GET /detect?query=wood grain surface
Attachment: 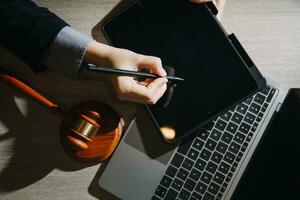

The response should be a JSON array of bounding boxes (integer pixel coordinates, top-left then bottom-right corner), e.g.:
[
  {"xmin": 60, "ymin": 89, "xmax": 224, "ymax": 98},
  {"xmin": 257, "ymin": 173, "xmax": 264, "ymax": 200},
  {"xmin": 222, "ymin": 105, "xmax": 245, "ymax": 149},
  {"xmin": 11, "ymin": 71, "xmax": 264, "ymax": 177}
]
[{"xmin": 0, "ymin": 0, "xmax": 299, "ymax": 199}]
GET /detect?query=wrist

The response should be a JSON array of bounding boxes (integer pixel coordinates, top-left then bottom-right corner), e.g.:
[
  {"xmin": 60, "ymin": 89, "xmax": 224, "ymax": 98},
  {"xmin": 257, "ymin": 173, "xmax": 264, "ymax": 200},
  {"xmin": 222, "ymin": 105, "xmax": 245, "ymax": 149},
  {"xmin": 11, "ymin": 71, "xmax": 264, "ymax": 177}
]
[{"xmin": 84, "ymin": 41, "xmax": 116, "ymax": 67}]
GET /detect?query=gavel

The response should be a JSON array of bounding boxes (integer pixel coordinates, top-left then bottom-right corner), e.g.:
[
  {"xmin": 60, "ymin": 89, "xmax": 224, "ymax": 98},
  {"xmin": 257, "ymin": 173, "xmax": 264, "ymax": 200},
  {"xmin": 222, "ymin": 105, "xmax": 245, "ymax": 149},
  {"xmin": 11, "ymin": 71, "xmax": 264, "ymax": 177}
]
[{"xmin": 0, "ymin": 73, "xmax": 123, "ymax": 163}]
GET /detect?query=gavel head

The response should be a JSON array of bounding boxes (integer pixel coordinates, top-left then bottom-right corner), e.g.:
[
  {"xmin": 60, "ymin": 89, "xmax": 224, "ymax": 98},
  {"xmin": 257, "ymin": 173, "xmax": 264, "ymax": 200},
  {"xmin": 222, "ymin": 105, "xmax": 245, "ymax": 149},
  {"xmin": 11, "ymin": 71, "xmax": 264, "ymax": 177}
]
[{"xmin": 67, "ymin": 111, "xmax": 101, "ymax": 150}]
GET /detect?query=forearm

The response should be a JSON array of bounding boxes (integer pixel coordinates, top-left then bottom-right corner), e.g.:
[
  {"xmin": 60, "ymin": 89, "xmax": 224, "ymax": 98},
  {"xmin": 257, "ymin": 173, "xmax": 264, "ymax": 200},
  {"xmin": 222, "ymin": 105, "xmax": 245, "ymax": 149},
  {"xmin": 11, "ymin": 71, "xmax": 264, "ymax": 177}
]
[{"xmin": 84, "ymin": 41, "xmax": 118, "ymax": 67}]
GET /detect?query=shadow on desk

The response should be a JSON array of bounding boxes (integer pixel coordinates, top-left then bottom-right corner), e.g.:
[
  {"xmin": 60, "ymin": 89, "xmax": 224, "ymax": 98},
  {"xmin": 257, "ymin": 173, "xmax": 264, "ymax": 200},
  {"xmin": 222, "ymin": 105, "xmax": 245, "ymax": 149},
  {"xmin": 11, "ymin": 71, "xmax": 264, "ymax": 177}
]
[
  {"xmin": 0, "ymin": 82, "xmax": 91, "ymax": 192},
  {"xmin": 0, "ymin": 48, "xmax": 138, "ymax": 196}
]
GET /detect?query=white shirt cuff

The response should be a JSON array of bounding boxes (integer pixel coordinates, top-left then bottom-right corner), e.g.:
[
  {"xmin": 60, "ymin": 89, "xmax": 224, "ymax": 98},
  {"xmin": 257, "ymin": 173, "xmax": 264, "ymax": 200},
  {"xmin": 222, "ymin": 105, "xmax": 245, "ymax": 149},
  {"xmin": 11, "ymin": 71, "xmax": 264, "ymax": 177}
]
[{"xmin": 42, "ymin": 26, "xmax": 93, "ymax": 79}]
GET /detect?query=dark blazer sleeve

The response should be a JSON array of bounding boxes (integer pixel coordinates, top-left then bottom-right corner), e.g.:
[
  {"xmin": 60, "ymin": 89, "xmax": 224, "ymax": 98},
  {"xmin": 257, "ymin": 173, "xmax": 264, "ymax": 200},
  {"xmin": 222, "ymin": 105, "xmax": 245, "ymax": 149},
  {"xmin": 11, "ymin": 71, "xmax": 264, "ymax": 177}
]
[{"xmin": 0, "ymin": 0, "xmax": 68, "ymax": 72}]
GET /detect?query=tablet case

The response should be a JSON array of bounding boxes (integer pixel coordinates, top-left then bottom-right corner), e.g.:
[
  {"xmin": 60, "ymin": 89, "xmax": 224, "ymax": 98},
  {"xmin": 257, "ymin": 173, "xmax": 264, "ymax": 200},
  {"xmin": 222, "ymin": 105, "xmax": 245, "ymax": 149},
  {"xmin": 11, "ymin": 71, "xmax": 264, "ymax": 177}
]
[
  {"xmin": 102, "ymin": 1, "xmax": 265, "ymax": 88},
  {"xmin": 101, "ymin": 1, "xmax": 266, "ymax": 141}
]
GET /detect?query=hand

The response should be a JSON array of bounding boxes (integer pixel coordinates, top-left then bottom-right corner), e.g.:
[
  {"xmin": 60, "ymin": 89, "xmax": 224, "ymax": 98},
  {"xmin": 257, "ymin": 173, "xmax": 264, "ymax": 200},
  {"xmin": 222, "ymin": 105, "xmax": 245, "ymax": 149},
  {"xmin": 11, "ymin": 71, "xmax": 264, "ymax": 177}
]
[
  {"xmin": 84, "ymin": 41, "xmax": 168, "ymax": 104},
  {"xmin": 191, "ymin": 0, "xmax": 226, "ymax": 20}
]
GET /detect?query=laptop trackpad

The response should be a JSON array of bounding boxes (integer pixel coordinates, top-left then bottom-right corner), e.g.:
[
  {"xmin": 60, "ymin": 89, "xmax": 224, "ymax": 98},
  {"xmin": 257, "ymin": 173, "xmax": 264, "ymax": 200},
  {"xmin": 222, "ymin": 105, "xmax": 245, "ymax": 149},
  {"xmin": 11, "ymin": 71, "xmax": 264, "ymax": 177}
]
[{"xmin": 124, "ymin": 107, "xmax": 177, "ymax": 165}]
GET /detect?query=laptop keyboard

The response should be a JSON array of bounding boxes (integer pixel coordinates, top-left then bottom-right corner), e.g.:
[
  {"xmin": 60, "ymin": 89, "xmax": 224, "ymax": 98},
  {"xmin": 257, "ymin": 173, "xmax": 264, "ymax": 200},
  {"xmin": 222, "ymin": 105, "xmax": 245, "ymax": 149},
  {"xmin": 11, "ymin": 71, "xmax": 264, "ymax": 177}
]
[{"xmin": 152, "ymin": 85, "xmax": 276, "ymax": 200}]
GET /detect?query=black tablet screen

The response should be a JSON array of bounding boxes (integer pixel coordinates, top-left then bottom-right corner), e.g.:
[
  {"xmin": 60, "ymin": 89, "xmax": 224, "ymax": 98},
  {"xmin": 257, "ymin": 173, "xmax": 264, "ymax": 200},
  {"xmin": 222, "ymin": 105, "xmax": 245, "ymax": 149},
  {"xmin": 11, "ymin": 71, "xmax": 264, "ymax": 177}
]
[{"xmin": 103, "ymin": 1, "xmax": 259, "ymax": 140}]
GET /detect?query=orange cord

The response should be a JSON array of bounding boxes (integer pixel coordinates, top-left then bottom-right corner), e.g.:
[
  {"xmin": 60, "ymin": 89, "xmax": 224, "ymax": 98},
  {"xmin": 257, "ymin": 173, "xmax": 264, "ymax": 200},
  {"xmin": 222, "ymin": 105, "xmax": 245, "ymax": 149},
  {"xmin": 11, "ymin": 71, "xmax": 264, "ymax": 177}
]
[{"xmin": 0, "ymin": 73, "xmax": 57, "ymax": 109}]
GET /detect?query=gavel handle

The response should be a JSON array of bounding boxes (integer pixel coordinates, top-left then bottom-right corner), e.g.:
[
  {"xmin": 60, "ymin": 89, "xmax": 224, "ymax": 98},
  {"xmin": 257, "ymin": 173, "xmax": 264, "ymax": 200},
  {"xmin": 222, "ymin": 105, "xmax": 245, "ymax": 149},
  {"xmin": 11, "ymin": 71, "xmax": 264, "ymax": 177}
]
[{"xmin": 0, "ymin": 73, "xmax": 57, "ymax": 109}]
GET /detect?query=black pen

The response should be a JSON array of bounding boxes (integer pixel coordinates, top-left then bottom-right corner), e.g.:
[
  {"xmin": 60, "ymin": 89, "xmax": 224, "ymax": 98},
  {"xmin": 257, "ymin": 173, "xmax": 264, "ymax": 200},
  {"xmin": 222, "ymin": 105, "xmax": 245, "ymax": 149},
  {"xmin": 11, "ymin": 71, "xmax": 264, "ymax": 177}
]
[{"xmin": 86, "ymin": 64, "xmax": 184, "ymax": 82}]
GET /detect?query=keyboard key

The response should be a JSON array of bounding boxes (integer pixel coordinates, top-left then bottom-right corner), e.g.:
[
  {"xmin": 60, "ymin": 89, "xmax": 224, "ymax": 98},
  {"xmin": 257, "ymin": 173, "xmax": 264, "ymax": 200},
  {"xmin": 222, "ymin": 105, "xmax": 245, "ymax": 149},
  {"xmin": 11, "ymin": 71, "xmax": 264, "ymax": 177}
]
[
  {"xmin": 165, "ymin": 188, "xmax": 178, "ymax": 200},
  {"xmin": 190, "ymin": 192, "xmax": 202, "ymax": 200},
  {"xmin": 200, "ymin": 171, "xmax": 213, "ymax": 184},
  {"xmin": 244, "ymin": 112, "xmax": 255, "ymax": 125},
  {"xmin": 193, "ymin": 138, "xmax": 205, "ymax": 151},
  {"xmin": 244, "ymin": 96, "xmax": 253, "ymax": 105},
  {"xmin": 239, "ymin": 122, "xmax": 250, "ymax": 134},
  {"xmin": 198, "ymin": 129, "xmax": 210, "ymax": 141},
  {"xmin": 254, "ymin": 93, "xmax": 266, "ymax": 105},
  {"xmin": 230, "ymin": 162, "xmax": 239, "ymax": 173},
  {"xmin": 215, "ymin": 119, "xmax": 227, "ymax": 131},
  {"xmin": 182, "ymin": 158, "xmax": 194, "ymax": 170},
  {"xmin": 216, "ymin": 142, "xmax": 228, "ymax": 154},
  {"xmin": 232, "ymin": 112, "xmax": 243, "ymax": 124},
  {"xmin": 221, "ymin": 132, "xmax": 233, "ymax": 144},
  {"xmin": 224, "ymin": 151, "xmax": 236, "ymax": 164},
  {"xmin": 246, "ymin": 132, "xmax": 254, "ymax": 142},
  {"xmin": 171, "ymin": 178, "xmax": 183, "ymax": 191},
  {"xmin": 226, "ymin": 172, "xmax": 233, "ymax": 182},
  {"xmin": 171, "ymin": 153, "xmax": 184, "ymax": 168},
  {"xmin": 205, "ymin": 139, "xmax": 217, "ymax": 151},
  {"xmin": 208, "ymin": 182, "xmax": 220, "ymax": 195},
  {"xmin": 203, "ymin": 192, "xmax": 215, "ymax": 200},
  {"xmin": 177, "ymin": 168, "xmax": 189, "ymax": 181},
  {"xmin": 213, "ymin": 172, "xmax": 225, "ymax": 184},
  {"xmin": 166, "ymin": 165, "xmax": 178, "ymax": 178},
  {"xmin": 206, "ymin": 161, "xmax": 218, "ymax": 174},
  {"xmin": 195, "ymin": 159, "xmax": 207, "ymax": 171},
  {"xmin": 266, "ymin": 88, "xmax": 275, "ymax": 102},
  {"xmin": 179, "ymin": 189, "xmax": 191, "ymax": 200},
  {"xmin": 217, "ymin": 192, "xmax": 223, "ymax": 199},
  {"xmin": 236, "ymin": 152, "xmax": 243, "ymax": 162},
  {"xmin": 195, "ymin": 181, "xmax": 207, "ymax": 194},
  {"xmin": 211, "ymin": 152, "xmax": 223, "ymax": 164},
  {"xmin": 204, "ymin": 121, "xmax": 215, "ymax": 131},
  {"xmin": 188, "ymin": 148, "xmax": 200, "ymax": 161},
  {"xmin": 220, "ymin": 111, "xmax": 232, "ymax": 121},
  {"xmin": 260, "ymin": 85, "xmax": 270, "ymax": 96},
  {"xmin": 249, "ymin": 103, "xmax": 261, "ymax": 114},
  {"xmin": 178, "ymin": 139, "xmax": 193, "ymax": 155},
  {"xmin": 226, "ymin": 122, "xmax": 238, "ymax": 134},
  {"xmin": 220, "ymin": 182, "xmax": 228, "ymax": 193},
  {"xmin": 233, "ymin": 132, "xmax": 246, "ymax": 144},
  {"xmin": 155, "ymin": 185, "xmax": 167, "ymax": 198},
  {"xmin": 200, "ymin": 149, "xmax": 212, "ymax": 161},
  {"xmin": 219, "ymin": 162, "xmax": 230, "ymax": 174},
  {"xmin": 256, "ymin": 112, "xmax": 264, "ymax": 122},
  {"xmin": 210, "ymin": 129, "xmax": 222, "ymax": 141},
  {"xmin": 241, "ymin": 142, "xmax": 249, "ymax": 152},
  {"xmin": 189, "ymin": 168, "xmax": 201, "ymax": 181},
  {"xmin": 184, "ymin": 178, "xmax": 196, "ymax": 192},
  {"xmin": 261, "ymin": 102, "xmax": 269, "ymax": 113},
  {"xmin": 251, "ymin": 122, "xmax": 258, "ymax": 132},
  {"xmin": 161, "ymin": 176, "xmax": 172, "ymax": 188},
  {"xmin": 236, "ymin": 103, "xmax": 248, "ymax": 114},
  {"xmin": 228, "ymin": 142, "xmax": 241, "ymax": 154}
]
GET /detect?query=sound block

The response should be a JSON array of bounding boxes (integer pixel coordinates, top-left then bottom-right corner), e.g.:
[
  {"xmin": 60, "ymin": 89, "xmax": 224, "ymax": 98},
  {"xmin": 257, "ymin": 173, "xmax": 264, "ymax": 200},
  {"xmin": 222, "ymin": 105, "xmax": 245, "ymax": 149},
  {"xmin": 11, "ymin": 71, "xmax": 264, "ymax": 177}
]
[{"xmin": 59, "ymin": 100, "xmax": 124, "ymax": 164}]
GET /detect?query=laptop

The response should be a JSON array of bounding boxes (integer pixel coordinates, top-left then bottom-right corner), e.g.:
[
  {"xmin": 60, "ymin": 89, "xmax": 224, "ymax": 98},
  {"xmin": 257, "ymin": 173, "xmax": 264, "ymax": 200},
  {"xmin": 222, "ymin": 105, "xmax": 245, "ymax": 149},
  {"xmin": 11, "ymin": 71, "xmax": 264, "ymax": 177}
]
[
  {"xmin": 98, "ymin": 2, "xmax": 300, "ymax": 200},
  {"xmin": 98, "ymin": 77, "xmax": 300, "ymax": 200}
]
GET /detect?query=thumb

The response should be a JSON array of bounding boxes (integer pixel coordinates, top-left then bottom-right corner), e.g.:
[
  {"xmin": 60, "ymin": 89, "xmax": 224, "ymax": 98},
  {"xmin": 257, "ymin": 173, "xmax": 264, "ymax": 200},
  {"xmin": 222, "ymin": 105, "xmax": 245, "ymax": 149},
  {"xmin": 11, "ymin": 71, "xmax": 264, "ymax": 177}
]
[{"xmin": 138, "ymin": 55, "xmax": 167, "ymax": 77}]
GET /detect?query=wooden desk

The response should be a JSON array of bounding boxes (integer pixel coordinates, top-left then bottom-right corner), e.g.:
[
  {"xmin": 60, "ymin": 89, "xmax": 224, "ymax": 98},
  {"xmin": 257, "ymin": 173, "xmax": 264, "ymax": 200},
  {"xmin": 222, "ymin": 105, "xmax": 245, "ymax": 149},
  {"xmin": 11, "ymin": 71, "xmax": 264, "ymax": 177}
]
[{"xmin": 0, "ymin": 0, "xmax": 299, "ymax": 199}]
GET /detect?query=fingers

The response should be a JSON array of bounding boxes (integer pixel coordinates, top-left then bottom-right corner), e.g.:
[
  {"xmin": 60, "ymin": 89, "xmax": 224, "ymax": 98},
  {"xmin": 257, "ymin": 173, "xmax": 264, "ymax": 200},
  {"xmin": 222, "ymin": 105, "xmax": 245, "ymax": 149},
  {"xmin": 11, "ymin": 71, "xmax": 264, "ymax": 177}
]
[
  {"xmin": 150, "ymin": 79, "xmax": 168, "ymax": 104},
  {"xmin": 133, "ymin": 77, "xmax": 168, "ymax": 104},
  {"xmin": 137, "ymin": 55, "xmax": 167, "ymax": 77},
  {"xmin": 115, "ymin": 76, "xmax": 168, "ymax": 104}
]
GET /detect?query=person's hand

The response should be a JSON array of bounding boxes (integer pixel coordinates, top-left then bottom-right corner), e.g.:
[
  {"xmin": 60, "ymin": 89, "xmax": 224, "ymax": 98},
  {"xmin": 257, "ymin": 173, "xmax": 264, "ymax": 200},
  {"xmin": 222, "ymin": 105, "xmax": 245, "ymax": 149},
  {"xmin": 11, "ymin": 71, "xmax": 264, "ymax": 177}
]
[
  {"xmin": 84, "ymin": 41, "xmax": 168, "ymax": 104},
  {"xmin": 191, "ymin": 0, "xmax": 226, "ymax": 20}
]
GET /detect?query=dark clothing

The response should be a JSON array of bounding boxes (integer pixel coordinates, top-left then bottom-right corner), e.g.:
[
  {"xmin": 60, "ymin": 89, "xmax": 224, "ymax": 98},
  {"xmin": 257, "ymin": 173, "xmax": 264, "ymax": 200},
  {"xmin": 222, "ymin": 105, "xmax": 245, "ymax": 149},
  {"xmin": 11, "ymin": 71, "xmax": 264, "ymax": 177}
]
[{"xmin": 0, "ymin": 0, "xmax": 68, "ymax": 72}]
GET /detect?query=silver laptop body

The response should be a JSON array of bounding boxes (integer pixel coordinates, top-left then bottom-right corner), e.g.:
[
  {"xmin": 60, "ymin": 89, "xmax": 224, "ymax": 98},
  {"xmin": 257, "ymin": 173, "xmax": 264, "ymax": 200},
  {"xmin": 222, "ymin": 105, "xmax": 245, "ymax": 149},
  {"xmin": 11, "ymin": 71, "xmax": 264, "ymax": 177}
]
[{"xmin": 99, "ymin": 77, "xmax": 288, "ymax": 200}]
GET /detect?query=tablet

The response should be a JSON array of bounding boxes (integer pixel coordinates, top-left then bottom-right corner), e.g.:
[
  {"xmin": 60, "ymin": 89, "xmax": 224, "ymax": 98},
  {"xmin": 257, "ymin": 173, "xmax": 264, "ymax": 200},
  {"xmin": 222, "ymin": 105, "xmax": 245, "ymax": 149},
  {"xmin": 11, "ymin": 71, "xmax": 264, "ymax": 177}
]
[{"xmin": 102, "ymin": 1, "xmax": 266, "ymax": 142}]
